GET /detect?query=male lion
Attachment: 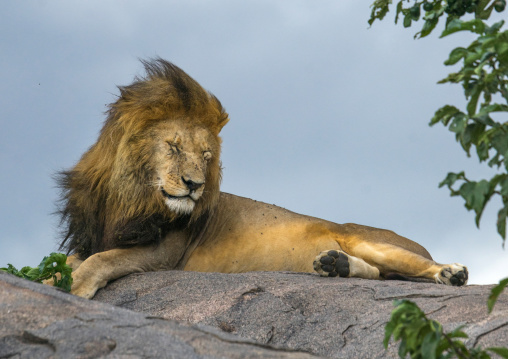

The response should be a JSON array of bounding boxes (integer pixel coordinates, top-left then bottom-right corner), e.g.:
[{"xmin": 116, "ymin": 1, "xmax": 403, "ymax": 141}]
[{"xmin": 57, "ymin": 58, "xmax": 468, "ymax": 299}]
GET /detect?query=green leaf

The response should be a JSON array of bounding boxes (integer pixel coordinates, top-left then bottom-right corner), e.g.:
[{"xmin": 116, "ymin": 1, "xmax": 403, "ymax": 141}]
[
  {"xmin": 461, "ymin": 123, "xmax": 486, "ymax": 154},
  {"xmin": 384, "ymin": 321, "xmax": 395, "ymax": 348},
  {"xmin": 477, "ymin": 103, "xmax": 508, "ymax": 117},
  {"xmin": 476, "ymin": 141, "xmax": 490, "ymax": 162},
  {"xmin": 467, "ymin": 85, "xmax": 482, "ymax": 115},
  {"xmin": 497, "ymin": 206, "xmax": 507, "ymax": 240},
  {"xmin": 441, "ymin": 19, "xmax": 486, "ymax": 38},
  {"xmin": 395, "ymin": 0, "xmax": 403, "ymax": 24},
  {"xmin": 448, "ymin": 328, "xmax": 469, "ymax": 339},
  {"xmin": 488, "ymin": 277, "xmax": 508, "ymax": 313},
  {"xmin": 19, "ymin": 266, "xmax": 33, "ymax": 279},
  {"xmin": 57, "ymin": 270, "xmax": 73, "ymax": 292},
  {"xmin": 437, "ymin": 71, "xmax": 464, "ymax": 84},
  {"xmin": 479, "ymin": 50, "xmax": 495, "ymax": 64},
  {"xmin": 430, "ymin": 105, "xmax": 464, "ymax": 126},
  {"xmin": 495, "ymin": 31, "xmax": 508, "ymax": 65},
  {"xmin": 26, "ymin": 267, "xmax": 42, "ymax": 281},
  {"xmin": 491, "ymin": 132, "xmax": 508, "ymax": 157},
  {"xmin": 1, "ymin": 264, "xmax": 21, "ymax": 277},
  {"xmin": 403, "ymin": 13, "xmax": 412, "ymax": 28},
  {"xmin": 397, "ymin": 337, "xmax": 407, "ymax": 357},
  {"xmin": 439, "ymin": 171, "xmax": 465, "ymax": 189},
  {"xmin": 421, "ymin": 331, "xmax": 439, "ymax": 359},
  {"xmin": 464, "ymin": 48, "xmax": 482, "ymax": 65},
  {"xmin": 444, "ymin": 47, "xmax": 468, "ymax": 65},
  {"xmin": 488, "ymin": 347, "xmax": 508, "ymax": 358},
  {"xmin": 449, "ymin": 113, "xmax": 468, "ymax": 137},
  {"xmin": 369, "ymin": 0, "xmax": 392, "ymax": 26},
  {"xmin": 419, "ymin": 17, "xmax": 439, "ymax": 38},
  {"xmin": 459, "ymin": 180, "xmax": 491, "ymax": 226},
  {"xmin": 477, "ymin": 0, "xmax": 496, "ymax": 20},
  {"xmin": 486, "ymin": 20, "xmax": 506, "ymax": 35},
  {"xmin": 500, "ymin": 176, "xmax": 508, "ymax": 197}
]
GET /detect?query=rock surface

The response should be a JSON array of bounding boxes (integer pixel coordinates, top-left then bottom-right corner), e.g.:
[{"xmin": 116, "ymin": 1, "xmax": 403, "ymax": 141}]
[
  {"xmin": 2, "ymin": 270, "xmax": 508, "ymax": 358},
  {"xmin": 0, "ymin": 272, "xmax": 316, "ymax": 358},
  {"xmin": 94, "ymin": 271, "xmax": 508, "ymax": 358}
]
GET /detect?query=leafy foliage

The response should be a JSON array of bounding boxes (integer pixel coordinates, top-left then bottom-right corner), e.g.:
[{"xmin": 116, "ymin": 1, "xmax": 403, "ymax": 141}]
[
  {"xmin": 487, "ymin": 276, "xmax": 508, "ymax": 312},
  {"xmin": 369, "ymin": 0, "xmax": 508, "ymax": 245},
  {"xmin": 385, "ymin": 296, "xmax": 508, "ymax": 358},
  {"xmin": 1, "ymin": 252, "xmax": 73, "ymax": 292}
]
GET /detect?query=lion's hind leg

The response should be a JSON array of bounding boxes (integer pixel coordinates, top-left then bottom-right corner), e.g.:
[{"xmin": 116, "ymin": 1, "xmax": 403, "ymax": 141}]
[
  {"xmin": 339, "ymin": 238, "xmax": 468, "ymax": 286},
  {"xmin": 313, "ymin": 250, "xmax": 380, "ymax": 280},
  {"xmin": 313, "ymin": 247, "xmax": 468, "ymax": 286}
]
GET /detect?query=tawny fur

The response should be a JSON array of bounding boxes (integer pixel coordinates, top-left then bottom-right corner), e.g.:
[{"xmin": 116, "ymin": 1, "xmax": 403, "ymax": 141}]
[{"xmin": 55, "ymin": 59, "xmax": 468, "ymax": 299}]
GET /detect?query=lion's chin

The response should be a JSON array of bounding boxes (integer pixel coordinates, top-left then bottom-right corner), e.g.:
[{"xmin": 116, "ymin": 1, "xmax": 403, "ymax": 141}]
[
  {"xmin": 161, "ymin": 190, "xmax": 196, "ymax": 215},
  {"xmin": 164, "ymin": 196, "xmax": 195, "ymax": 215}
]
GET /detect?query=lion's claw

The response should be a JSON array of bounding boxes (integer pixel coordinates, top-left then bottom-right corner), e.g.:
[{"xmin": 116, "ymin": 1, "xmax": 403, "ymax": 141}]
[{"xmin": 314, "ymin": 250, "xmax": 350, "ymax": 277}]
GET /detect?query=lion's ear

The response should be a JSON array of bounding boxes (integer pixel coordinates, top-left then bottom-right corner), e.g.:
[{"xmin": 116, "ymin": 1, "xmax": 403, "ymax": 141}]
[
  {"xmin": 215, "ymin": 113, "xmax": 229, "ymax": 134},
  {"xmin": 210, "ymin": 95, "xmax": 229, "ymax": 134}
]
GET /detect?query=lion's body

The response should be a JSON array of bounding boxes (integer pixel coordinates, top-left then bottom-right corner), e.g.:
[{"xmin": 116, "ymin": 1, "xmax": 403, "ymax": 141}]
[
  {"xmin": 58, "ymin": 59, "xmax": 468, "ymax": 299},
  {"xmin": 184, "ymin": 193, "xmax": 431, "ymax": 273}
]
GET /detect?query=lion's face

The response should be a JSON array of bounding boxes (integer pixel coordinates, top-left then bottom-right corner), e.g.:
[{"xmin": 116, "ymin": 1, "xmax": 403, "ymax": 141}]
[{"xmin": 150, "ymin": 119, "xmax": 220, "ymax": 215}]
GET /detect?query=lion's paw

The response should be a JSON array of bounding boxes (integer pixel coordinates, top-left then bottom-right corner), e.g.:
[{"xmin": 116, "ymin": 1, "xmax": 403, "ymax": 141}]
[
  {"xmin": 70, "ymin": 269, "xmax": 105, "ymax": 299},
  {"xmin": 71, "ymin": 279, "xmax": 103, "ymax": 299},
  {"xmin": 313, "ymin": 250, "xmax": 350, "ymax": 277},
  {"xmin": 435, "ymin": 264, "xmax": 468, "ymax": 286},
  {"xmin": 71, "ymin": 283, "xmax": 99, "ymax": 299}
]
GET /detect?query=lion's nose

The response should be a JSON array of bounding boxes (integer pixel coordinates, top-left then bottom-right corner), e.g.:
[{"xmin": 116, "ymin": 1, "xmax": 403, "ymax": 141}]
[{"xmin": 182, "ymin": 177, "xmax": 204, "ymax": 192}]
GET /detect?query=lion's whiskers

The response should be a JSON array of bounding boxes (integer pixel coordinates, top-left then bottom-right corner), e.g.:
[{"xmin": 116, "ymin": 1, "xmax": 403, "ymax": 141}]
[{"xmin": 146, "ymin": 180, "xmax": 162, "ymax": 188}]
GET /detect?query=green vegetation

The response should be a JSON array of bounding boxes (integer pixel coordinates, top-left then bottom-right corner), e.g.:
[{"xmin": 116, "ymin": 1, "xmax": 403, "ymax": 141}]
[
  {"xmin": 487, "ymin": 276, "xmax": 508, "ymax": 311},
  {"xmin": 384, "ymin": 278, "xmax": 508, "ymax": 358},
  {"xmin": 369, "ymin": 0, "xmax": 508, "ymax": 245},
  {"xmin": 1, "ymin": 252, "xmax": 72, "ymax": 292},
  {"xmin": 368, "ymin": 1, "xmax": 508, "ymax": 356}
]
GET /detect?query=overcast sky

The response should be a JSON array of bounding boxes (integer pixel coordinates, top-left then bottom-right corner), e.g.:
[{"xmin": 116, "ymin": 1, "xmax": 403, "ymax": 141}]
[{"xmin": 1, "ymin": 1, "xmax": 506, "ymax": 285}]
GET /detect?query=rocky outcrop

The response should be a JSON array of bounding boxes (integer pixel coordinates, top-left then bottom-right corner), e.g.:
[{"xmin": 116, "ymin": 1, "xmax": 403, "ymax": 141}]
[
  {"xmin": 94, "ymin": 271, "xmax": 508, "ymax": 358},
  {"xmin": 2, "ymin": 270, "xmax": 507, "ymax": 358},
  {"xmin": 0, "ymin": 272, "xmax": 315, "ymax": 358}
]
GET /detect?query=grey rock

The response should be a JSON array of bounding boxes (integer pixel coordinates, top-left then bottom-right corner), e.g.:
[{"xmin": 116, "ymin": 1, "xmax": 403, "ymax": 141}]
[
  {"xmin": 94, "ymin": 271, "xmax": 508, "ymax": 358},
  {"xmin": 3, "ymin": 269, "xmax": 507, "ymax": 359},
  {"xmin": 0, "ymin": 272, "xmax": 317, "ymax": 358}
]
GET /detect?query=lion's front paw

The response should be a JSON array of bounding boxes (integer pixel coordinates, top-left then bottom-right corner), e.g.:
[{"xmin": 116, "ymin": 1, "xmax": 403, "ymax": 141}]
[
  {"xmin": 71, "ymin": 282, "xmax": 99, "ymax": 299},
  {"xmin": 70, "ymin": 270, "xmax": 105, "ymax": 299},
  {"xmin": 313, "ymin": 250, "xmax": 350, "ymax": 277},
  {"xmin": 435, "ymin": 264, "xmax": 468, "ymax": 286}
]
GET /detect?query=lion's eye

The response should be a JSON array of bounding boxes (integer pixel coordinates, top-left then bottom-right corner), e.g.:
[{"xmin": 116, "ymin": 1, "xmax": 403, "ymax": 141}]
[{"xmin": 203, "ymin": 151, "xmax": 212, "ymax": 161}]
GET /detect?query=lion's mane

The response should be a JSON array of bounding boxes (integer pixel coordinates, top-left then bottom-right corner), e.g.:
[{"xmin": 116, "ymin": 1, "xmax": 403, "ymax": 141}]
[{"xmin": 57, "ymin": 59, "xmax": 229, "ymax": 259}]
